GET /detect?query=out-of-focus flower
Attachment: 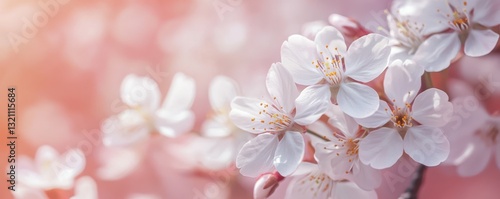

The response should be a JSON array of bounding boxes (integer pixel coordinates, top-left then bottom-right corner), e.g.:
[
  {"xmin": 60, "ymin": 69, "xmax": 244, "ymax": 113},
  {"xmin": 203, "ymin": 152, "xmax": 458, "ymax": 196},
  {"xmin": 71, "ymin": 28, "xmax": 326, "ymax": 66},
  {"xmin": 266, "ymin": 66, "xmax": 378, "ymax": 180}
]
[
  {"xmin": 17, "ymin": 145, "xmax": 85, "ymax": 190},
  {"xmin": 102, "ymin": 73, "xmax": 195, "ymax": 146},
  {"xmin": 328, "ymin": 14, "xmax": 371, "ymax": 44},
  {"xmin": 285, "ymin": 162, "xmax": 377, "ymax": 199},
  {"xmin": 314, "ymin": 105, "xmax": 382, "ymax": 191},
  {"xmin": 70, "ymin": 176, "xmax": 98, "ymax": 199},
  {"xmin": 253, "ymin": 172, "xmax": 283, "ymax": 199},
  {"xmin": 355, "ymin": 60, "xmax": 453, "ymax": 169},
  {"xmin": 281, "ymin": 26, "xmax": 391, "ymax": 118},
  {"xmin": 231, "ymin": 63, "xmax": 319, "ymax": 177},
  {"xmin": 444, "ymin": 80, "xmax": 500, "ymax": 176}
]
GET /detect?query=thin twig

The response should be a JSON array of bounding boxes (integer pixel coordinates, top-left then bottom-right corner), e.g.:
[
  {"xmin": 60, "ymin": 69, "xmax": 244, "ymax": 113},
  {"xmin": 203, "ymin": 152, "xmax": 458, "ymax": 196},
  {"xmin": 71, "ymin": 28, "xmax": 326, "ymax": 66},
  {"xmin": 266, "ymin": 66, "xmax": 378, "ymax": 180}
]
[
  {"xmin": 305, "ymin": 129, "xmax": 330, "ymax": 141},
  {"xmin": 398, "ymin": 165, "xmax": 427, "ymax": 199}
]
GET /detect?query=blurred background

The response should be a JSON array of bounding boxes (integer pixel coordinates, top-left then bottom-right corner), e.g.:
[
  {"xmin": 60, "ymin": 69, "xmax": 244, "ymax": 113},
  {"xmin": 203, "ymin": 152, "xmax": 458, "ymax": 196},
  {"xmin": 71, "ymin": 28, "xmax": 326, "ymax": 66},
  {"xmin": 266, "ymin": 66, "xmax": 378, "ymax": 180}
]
[{"xmin": 1, "ymin": 0, "xmax": 499, "ymax": 198}]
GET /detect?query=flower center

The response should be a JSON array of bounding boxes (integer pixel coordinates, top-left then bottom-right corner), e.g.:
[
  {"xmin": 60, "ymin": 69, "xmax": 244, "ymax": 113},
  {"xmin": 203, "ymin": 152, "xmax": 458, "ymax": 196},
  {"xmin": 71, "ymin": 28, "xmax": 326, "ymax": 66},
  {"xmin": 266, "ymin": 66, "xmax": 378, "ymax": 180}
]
[
  {"xmin": 439, "ymin": 1, "xmax": 470, "ymax": 32},
  {"xmin": 251, "ymin": 100, "xmax": 292, "ymax": 132},
  {"xmin": 387, "ymin": 101, "xmax": 413, "ymax": 128},
  {"xmin": 313, "ymin": 45, "xmax": 344, "ymax": 86},
  {"xmin": 387, "ymin": 11, "xmax": 424, "ymax": 53}
]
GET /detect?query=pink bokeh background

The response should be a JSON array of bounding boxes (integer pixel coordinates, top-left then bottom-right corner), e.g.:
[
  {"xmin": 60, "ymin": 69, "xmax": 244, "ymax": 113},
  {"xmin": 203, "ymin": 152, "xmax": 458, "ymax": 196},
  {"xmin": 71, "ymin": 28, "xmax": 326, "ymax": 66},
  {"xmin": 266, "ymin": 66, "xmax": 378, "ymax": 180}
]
[{"xmin": 1, "ymin": 0, "xmax": 500, "ymax": 198}]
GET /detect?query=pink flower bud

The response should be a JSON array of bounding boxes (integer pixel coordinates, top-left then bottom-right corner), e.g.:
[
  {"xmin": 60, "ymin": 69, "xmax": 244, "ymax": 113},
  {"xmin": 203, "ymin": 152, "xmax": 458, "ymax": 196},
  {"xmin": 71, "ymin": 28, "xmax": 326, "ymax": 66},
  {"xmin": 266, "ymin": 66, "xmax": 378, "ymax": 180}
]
[{"xmin": 253, "ymin": 172, "xmax": 284, "ymax": 199}]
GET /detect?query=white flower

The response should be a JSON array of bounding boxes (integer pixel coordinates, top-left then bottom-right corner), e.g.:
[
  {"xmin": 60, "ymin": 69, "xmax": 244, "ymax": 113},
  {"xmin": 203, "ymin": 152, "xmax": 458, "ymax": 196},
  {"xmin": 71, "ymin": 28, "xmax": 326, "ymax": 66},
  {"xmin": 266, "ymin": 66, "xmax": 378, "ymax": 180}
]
[
  {"xmin": 281, "ymin": 26, "xmax": 391, "ymax": 118},
  {"xmin": 285, "ymin": 162, "xmax": 377, "ymax": 199},
  {"xmin": 314, "ymin": 105, "xmax": 382, "ymax": 191},
  {"xmin": 70, "ymin": 176, "xmax": 98, "ymax": 199},
  {"xmin": 102, "ymin": 73, "xmax": 195, "ymax": 146},
  {"xmin": 444, "ymin": 80, "xmax": 500, "ymax": 176},
  {"xmin": 17, "ymin": 145, "xmax": 85, "ymax": 190},
  {"xmin": 231, "ymin": 63, "xmax": 321, "ymax": 177},
  {"xmin": 355, "ymin": 60, "xmax": 453, "ymax": 169}
]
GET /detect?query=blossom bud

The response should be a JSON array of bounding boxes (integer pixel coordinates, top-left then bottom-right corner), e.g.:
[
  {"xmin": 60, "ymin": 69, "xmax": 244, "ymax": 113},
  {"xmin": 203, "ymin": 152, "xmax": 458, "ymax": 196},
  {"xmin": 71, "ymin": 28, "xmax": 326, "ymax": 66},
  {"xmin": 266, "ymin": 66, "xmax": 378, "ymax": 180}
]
[{"xmin": 253, "ymin": 172, "xmax": 284, "ymax": 199}]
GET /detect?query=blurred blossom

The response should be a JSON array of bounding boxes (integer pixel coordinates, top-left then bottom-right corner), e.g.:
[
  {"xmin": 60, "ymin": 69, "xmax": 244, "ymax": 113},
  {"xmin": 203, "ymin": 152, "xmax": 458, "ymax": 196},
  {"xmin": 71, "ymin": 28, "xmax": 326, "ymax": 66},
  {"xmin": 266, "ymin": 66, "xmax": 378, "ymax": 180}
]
[
  {"xmin": 102, "ymin": 73, "xmax": 195, "ymax": 146},
  {"xmin": 17, "ymin": 145, "xmax": 85, "ymax": 190},
  {"xmin": 71, "ymin": 176, "xmax": 98, "ymax": 199}
]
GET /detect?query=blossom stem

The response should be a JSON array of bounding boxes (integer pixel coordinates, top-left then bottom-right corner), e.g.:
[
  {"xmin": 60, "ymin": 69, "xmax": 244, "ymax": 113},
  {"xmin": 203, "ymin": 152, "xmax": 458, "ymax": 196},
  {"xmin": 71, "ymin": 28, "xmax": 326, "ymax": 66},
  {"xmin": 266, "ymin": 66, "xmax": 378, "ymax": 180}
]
[
  {"xmin": 305, "ymin": 129, "xmax": 330, "ymax": 141},
  {"xmin": 398, "ymin": 165, "xmax": 427, "ymax": 199},
  {"xmin": 423, "ymin": 72, "xmax": 434, "ymax": 89}
]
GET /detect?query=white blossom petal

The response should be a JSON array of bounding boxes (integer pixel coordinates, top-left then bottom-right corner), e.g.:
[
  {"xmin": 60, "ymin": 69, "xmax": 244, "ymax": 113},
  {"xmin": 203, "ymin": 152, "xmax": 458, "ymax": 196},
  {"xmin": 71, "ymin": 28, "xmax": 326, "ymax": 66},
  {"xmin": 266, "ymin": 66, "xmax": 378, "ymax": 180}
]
[
  {"xmin": 294, "ymin": 84, "xmax": 331, "ymax": 125},
  {"xmin": 413, "ymin": 32, "xmax": 460, "ymax": 72},
  {"xmin": 354, "ymin": 100, "xmax": 391, "ymax": 128},
  {"xmin": 274, "ymin": 131, "xmax": 305, "ymax": 176},
  {"xmin": 454, "ymin": 136, "xmax": 492, "ymax": 177},
  {"xmin": 201, "ymin": 115, "xmax": 233, "ymax": 137},
  {"xmin": 314, "ymin": 26, "xmax": 347, "ymax": 56},
  {"xmin": 412, "ymin": 88, "xmax": 453, "ymax": 127},
  {"xmin": 230, "ymin": 97, "xmax": 283, "ymax": 134},
  {"xmin": 209, "ymin": 76, "xmax": 239, "ymax": 111},
  {"xmin": 267, "ymin": 63, "xmax": 299, "ymax": 113},
  {"xmin": 337, "ymin": 82, "xmax": 379, "ymax": 118},
  {"xmin": 404, "ymin": 126, "xmax": 450, "ymax": 166},
  {"xmin": 161, "ymin": 73, "xmax": 196, "ymax": 113},
  {"xmin": 334, "ymin": 181, "xmax": 378, "ymax": 199},
  {"xmin": 384, "ymin": 59, "xmax": 422, "ymax": 107},
  {"xmin": 471, "ymin": 0, "xmax": 500, "ymax": 27},
  {"xmin": 464, "ymin": 29, "xmax": 499, "ymax": 57},
  {"xmin": 155, "ymin": 110, "xmax": 194, "ymax": 137},
  {"xmin": 120, "ymin": 74, "xmax": 160, "ymax": 111},
  {"xmin": 236, "ymin": 133, "xmax": 279, "ymax": 177},
  {"xmin": 315, "ymin": 142, "xmax": 352, "ymax": 180},
  {"xmin": 359, "ymin": 127, "xmax": 403, "ymax": 169},
  {"xmin": 325, "ymin": 104, "xmax": 359, "ymax": 137},
  {"xmin": 352, "ymin": 163, "xmax": 382, "ymax": 191},
  {"xmin": 71, "ymin": 176, "xmax": 98, "ymax": 199},
  {"xmin": 101, "ymin": 110, "xmax": 150, "ymax": 146},
  {"xmin": 285, "ymin": 166, "xmax": 335, "ymax": 199},
  {"xmin": 281, "ymin": 35, "xmax": 323, "ymax": 85},
  {"xmin": 344, "ymin": 34, "xmax": 391, "ymax": 83}
]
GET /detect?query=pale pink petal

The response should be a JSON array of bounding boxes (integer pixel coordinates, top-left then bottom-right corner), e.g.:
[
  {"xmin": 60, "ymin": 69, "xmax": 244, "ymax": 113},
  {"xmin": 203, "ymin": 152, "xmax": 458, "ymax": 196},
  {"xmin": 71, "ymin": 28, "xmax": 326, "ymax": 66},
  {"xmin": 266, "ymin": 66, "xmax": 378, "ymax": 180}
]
[
  {"xmin": 120, "ymin": 74, "xmax": 160, "ymax": 111},
  {"xmin": 161, "ymin": 73, "xmax": 196, "ymax": 113},
  {"xmin": 471, "ymin": 0, "xmax": 500, "ymax": 27},
  {"xmin": 412, "ymin": 88, "xmax": 453, "ymax": 127},
  {"xmin": 266, "ymin": 63, "xmax": 299, "ymax": 113},
  {"xmin": 315, "ymin": 141, "xmax": 352, "ymax": 179},
  {"xmin": 209, "ymin": 76, "xmax": 239, "ymax": 111},
  {"xmin": 236, "ymin": 133, "xmax": 279, "ymax": 177},
  {"xmin": 344, "ymin": 34, "xmax": 391, "ymax": 83},
  {"xmin": 454, "ymin": 136, "xmax": 492, "ymax": 177},
  {"xmin": 294, "ymin": 84, "xmax": 331, "ymax": 125},
  {"xmin": 352, "ymin": 163, "xmax": 382, "ymax": 191},
  {"xmin": 201, "ymin": 115, "xmax": 233, "ymax": 137},
  {"xmin": 274, "ymin": 131, "xmax": 305, "ymax": 176},
  {"xmin": 57, "ymin": 148, "xmax": 86, "ymax": 182},
  {"xmin": 325, "ymin": 104, "xmax": 359, "ymax": 137},
  {"xmin": 464, "ymin": 29, "xmax": 499, "ymax": 57},
  {"xmin": 413, "ymin": 32, "xmax": 460, "ymax": 72},
  {"xmin": 12, "ymin": 184, "xmax": 48, "ymax": 199},
  {"xmin": 359, "ymin": 127, "xmax": 403, "ymax": 169},
  {"xmin": 314, "ymin": 26, "xmax": 347, "ymax": 56},
  {"xmin": 337, "ymin": 82, "xmax": 379, "ymax": 118},
  {"xmin": 333, "ymin": 181, "xmax": 378, "ymax": 199},
  {"xmin": 229, "ymin": 97, "xmax": 283, "ymax": 134},
  {"xmin": 285, "ymin": 167, "xmax": 335, "ymax": 199},
  {"xmin": 404, "ymin": 126, "xmax": 450, "ymax": 166},
  {"xmin": 155, "ymin": 110, "xmax": 194, "ymax": 137},
  {"xmin": 307, "ymin": 121, "xmax": 334, "ymax": 147},
  {"xmin": 101, "ymin": 110, "xmax": 150, "ymax": 146},
  {"xmin": 354, "ymin": 100, "xmax": 391, "ymax": 128},
  {"xmin": 71, "ymin": 176, "xmax": 98, "ymax": 199},
  {"xmin": 384, "ymin": 59, "xmax": 422, "ymax": 107},
  {"xmin": 281, "ymin": 35, "xmax": 323, "ymax": 85},
  {"xmin": 291, "ymin": 162, "xmax": 319, "ymax": 176}
]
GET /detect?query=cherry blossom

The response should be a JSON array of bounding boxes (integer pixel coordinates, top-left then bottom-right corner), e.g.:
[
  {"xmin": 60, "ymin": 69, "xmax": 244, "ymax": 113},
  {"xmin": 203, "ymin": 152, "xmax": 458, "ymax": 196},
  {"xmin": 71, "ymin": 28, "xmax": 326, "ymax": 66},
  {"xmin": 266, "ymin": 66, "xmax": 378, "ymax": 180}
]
[
  {"xmin": 230, "ymin": 63, "xmax": 324, "ymax": 177},
  {"xmin": 281, "ymin": 26, "xmax": 391, "ymax": 118},
  {"xmin": 313, "ymin": 105, "xmax": 382, "ymax": 191},
  {"xmin": 285, "ymin": 162, "xmax": 377, "ymax": 199},
  {"xmin": 444, "ymin": 80, "xmax": 500, "ymax": 176},
  {"xmin": 355, "ymin": 60, "xmax": 453, "ymax": 169},
  {"xmin": 17, "ymin": 145, "xmax": 85, "ymax": 190},
  {"xmin": 102, "ymin": 73, "xmax": 195, "ymax": 146},
  {"xmin": 70, "ymin": 176, "xmax": 98, "ymax": 199}
]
